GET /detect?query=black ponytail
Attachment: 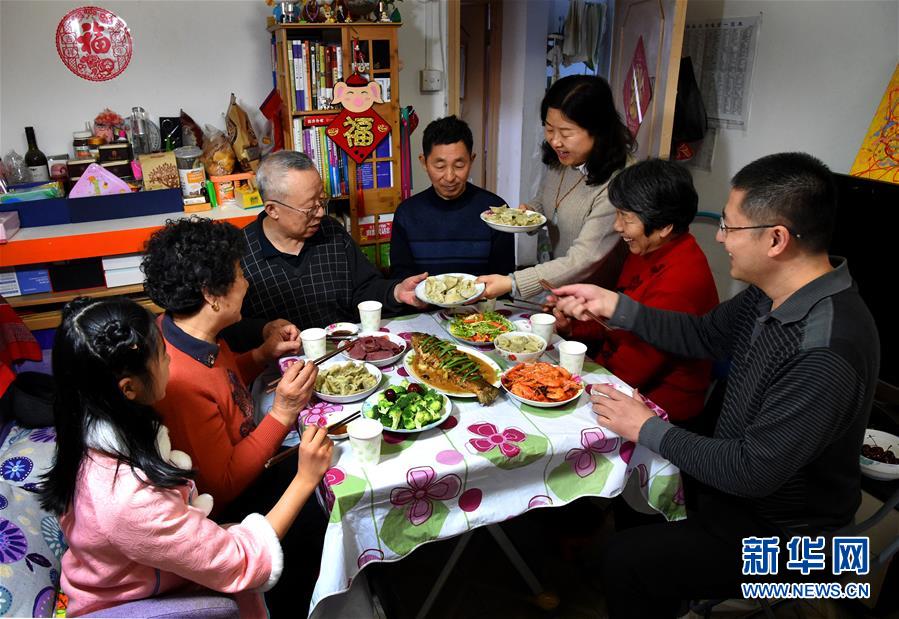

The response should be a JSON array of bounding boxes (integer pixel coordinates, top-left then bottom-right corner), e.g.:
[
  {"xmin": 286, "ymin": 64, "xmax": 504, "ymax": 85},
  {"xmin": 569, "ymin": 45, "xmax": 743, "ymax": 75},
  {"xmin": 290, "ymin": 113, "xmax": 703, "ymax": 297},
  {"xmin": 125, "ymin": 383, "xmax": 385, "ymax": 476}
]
[{"xmin": 39, "ymin": 297, "xmax": 193, "ymax": 515}]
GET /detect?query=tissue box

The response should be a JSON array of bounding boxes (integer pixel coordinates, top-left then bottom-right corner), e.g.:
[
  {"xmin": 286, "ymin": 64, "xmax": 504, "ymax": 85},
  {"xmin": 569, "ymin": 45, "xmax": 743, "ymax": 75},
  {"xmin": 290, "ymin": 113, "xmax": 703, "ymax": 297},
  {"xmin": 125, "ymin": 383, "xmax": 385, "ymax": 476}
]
[
  {"xmin": 139, "ymin": 152, "xmax": 180, "ymax": 191},
  {"xmin": 0, "ymin": 211, "xmax": 20, "ymax": 243}
]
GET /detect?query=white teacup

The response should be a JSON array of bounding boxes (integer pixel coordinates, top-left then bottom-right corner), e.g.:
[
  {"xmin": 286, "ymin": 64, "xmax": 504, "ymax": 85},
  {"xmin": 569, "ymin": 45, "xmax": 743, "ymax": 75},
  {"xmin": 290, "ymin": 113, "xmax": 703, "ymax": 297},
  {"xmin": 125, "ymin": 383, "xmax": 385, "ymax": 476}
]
[
  {"xmin": 558, "ymin": 340, "xmax": 588, "ymax": 376},
  {"xmin": 347, "ymin": 417, "xmax": 383, "ymax": 465},
  {"xmin": 358, "ymin": 301, "xmax": 383, "ymax": 332},
  {"xmin": 530, "ymin": 313, "xmax": 556, "ymax": 343},
  {"xmin": 300, "ymin": 327, "xmax": 327, "ymax": 360}
]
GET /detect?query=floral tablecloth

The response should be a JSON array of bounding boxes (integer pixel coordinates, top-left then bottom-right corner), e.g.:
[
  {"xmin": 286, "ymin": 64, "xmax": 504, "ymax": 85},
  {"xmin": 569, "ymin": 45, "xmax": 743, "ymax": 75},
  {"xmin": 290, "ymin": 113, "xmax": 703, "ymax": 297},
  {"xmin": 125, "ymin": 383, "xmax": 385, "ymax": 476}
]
[{"xmin": 305, "ymin": 308, "xmax": 685, "ymax": 616}]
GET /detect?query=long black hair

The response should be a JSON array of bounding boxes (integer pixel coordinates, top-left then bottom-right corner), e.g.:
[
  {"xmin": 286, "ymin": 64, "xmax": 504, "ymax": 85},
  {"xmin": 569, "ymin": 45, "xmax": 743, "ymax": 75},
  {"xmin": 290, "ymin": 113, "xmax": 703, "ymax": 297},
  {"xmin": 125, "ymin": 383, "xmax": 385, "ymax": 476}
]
[
  {"xmin": 40, "ymin": 297, "xmax": 193, "ymax": 515},
  {"xmin": 540, "ymin": 75, "xmax": 635, "ymax": 186}
]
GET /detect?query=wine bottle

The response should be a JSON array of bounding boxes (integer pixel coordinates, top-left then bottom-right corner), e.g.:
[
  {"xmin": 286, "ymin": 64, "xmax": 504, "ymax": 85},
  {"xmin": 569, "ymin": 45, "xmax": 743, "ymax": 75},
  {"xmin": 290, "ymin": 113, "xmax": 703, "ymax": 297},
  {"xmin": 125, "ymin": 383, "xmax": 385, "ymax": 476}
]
[{"xmin": 24, "ymin": 127, "xmax": 50, "ymax": 182}]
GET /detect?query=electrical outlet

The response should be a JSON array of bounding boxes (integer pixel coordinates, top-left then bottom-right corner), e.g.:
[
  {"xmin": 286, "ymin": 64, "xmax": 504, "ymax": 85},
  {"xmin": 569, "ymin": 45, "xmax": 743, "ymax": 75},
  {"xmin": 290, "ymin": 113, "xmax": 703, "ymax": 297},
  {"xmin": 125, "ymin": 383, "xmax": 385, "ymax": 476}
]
[{"xmin": 420, "ymin": 69, "xmax": 444, "ymax": 93}]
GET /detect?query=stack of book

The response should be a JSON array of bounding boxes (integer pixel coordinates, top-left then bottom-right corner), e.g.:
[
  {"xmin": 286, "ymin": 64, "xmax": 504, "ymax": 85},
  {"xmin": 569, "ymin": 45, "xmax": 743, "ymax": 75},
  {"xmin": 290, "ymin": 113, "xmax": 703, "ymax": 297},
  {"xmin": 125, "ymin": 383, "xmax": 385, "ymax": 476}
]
[
  {"xmin": 288, "ymin": 39, "xmax": 342, "ymax": 111},
  {"xmin": 292, "ymin": 116, "xmax": 350, "ymax": 197}
]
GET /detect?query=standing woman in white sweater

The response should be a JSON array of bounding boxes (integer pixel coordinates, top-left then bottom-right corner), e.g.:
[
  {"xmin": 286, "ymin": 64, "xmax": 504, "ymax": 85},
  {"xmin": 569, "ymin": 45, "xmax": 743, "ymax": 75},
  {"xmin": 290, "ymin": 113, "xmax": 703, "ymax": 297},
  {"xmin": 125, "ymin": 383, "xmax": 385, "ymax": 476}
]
[{"xmin": 479, "ymin": 75, "xmax": 635, "ymax": 300}]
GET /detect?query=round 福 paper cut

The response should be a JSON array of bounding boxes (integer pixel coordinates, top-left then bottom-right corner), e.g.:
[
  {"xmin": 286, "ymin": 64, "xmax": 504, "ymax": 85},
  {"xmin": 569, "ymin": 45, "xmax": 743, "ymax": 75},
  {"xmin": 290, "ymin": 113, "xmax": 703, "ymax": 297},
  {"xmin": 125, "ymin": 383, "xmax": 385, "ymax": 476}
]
[{"xmin": 56, "ymin": 6, "xmax": 133, "ymax": 81}]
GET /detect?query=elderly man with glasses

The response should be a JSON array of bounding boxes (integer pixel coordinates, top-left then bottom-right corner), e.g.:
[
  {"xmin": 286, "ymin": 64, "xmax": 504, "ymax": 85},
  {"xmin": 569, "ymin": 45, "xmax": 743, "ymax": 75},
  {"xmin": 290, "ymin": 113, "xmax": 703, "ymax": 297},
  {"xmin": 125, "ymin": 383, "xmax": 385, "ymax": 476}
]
[{"xmin": 225, "ymin": 150, "xmax": 427, "ymax": 350}]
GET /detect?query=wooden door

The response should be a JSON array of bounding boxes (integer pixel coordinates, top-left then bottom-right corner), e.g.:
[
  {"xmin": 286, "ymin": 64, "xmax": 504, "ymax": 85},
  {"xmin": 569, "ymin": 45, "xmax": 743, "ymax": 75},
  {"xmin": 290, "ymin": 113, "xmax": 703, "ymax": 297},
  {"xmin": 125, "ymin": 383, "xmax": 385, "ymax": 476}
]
[{"xmin": 610, "ymin": 0, "xmax": 687, "ymax": 159}]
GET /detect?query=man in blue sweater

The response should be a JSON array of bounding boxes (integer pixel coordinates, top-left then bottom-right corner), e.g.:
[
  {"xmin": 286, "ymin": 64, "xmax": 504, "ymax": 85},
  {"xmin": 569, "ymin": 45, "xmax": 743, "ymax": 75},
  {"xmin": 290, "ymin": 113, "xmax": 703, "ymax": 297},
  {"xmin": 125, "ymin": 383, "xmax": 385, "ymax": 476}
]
[
  {"xmin": 553, "ymin": 153, "xmax": 880, "ymax": 617},
  {"xmin": 389, "ymin": 116, "xmax": 515, "ymax": 279}
]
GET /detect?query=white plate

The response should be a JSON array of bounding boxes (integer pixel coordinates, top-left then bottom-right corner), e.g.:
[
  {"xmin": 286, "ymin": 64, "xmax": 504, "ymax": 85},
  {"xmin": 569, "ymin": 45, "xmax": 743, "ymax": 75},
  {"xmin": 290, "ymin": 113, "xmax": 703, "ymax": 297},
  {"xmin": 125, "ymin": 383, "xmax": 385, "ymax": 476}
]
[
  {"xmin": 446, "ymin": 313, "xmax": 516, "ymax": 348},
  {"xmin": 404, "ymin": 344, "xmax": 502, "ymax": 398},
  {"xmin": 342, "ymin": 331, "xmax": 408, "ymax": 367},
  {"xmin": 325, "ymin": 322, "xmax": 359, "ymax": 338},
  {"xmin": 480, "ymin": 209, "xmax": 547, "ymax": 234},
  {"xmin": 415, "ymin": 273, "xmax": 485, "ymax": 308},
  {"xmin": 500, "ymin": 364, "xmax": 585, "ymax": 408},
  {"xmin": 313, "ymin": 360, "xmax": 383, "ymax": 404},
  {"xmin": 361, "ymin": 387, "xmax": 453, "ymax": 434},
  {"xmin": 860, "ymin": 428, "xmax": 899, "ymax": 481}
]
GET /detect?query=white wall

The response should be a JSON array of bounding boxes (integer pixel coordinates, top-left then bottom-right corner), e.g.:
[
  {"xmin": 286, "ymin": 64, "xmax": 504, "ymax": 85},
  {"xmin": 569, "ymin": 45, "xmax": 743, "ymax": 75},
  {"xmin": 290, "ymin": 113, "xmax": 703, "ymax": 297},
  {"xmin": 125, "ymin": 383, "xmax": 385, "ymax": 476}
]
[
  {"xmin": 396, "ymin": 0, "xmax": 449, "ymax": 193},
  {"xmin": 0, "ymin": 0, "xmax": 446, "ymax": 196},
  {"xmin": 685, "ymin": 0, "xmax": 899, "ymax": 298}
]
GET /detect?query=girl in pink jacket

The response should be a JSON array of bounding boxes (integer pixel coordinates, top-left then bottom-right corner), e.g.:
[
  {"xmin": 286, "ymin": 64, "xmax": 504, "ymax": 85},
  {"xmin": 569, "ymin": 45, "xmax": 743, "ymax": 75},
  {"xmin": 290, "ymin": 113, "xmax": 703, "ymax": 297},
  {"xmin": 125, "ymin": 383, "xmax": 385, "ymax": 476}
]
[{"xmin": 39, "ymin": 297, "xmax": 332, "ymax": 617}]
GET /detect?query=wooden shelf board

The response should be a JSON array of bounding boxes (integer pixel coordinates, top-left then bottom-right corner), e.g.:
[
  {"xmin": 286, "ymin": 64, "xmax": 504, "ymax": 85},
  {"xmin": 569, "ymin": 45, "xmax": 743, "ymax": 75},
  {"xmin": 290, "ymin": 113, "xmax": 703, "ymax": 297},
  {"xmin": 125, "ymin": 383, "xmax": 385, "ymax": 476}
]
[
  {"xmin": 7, "ymin": 283, "xmax": 146, "ymax": 309},
  {"xmin": 21, "ymin": 296, "xmax": 161, "ymax": 331},
  {"xmin": 292, "ymin": 110, "xmax": 339, "ymax": 117}
]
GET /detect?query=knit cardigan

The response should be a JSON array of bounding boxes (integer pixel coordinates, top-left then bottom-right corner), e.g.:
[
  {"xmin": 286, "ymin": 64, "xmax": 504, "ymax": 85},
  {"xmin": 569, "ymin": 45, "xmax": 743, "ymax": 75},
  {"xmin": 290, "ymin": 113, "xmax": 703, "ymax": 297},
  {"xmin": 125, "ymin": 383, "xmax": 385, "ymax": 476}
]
[{"xmin": 514, "ymin": 164, "xmax": 621, "ymax": 299}]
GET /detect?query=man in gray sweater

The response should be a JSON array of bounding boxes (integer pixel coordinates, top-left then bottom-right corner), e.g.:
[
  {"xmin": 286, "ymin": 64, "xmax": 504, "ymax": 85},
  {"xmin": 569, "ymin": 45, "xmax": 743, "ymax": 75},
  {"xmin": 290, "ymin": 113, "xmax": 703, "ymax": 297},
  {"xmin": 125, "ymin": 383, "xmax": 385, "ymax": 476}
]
[{"xmin": 553, "ymin": 152, "xmax": 880, "ymax": 617}]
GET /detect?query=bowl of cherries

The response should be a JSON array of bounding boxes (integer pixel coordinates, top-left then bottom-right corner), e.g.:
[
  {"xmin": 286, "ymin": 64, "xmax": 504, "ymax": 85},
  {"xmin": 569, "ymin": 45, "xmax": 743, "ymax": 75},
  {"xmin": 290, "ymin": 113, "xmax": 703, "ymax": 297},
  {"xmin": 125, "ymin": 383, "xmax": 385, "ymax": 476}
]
[{"xmin": 860, "ymin": 428, "xmax": 899, "ymax": 481}]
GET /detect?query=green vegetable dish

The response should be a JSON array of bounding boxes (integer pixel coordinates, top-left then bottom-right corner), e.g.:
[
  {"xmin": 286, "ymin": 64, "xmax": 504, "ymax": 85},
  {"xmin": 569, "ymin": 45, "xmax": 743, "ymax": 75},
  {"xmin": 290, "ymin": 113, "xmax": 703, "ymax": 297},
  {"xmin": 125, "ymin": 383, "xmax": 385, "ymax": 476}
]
[
  {"xmin": 448, "ymin": 311, "xmax": 514, "ymax": 343},
  {"xmin": 364, "ymin": 380, "xmax": 447, "ymax": 431}
]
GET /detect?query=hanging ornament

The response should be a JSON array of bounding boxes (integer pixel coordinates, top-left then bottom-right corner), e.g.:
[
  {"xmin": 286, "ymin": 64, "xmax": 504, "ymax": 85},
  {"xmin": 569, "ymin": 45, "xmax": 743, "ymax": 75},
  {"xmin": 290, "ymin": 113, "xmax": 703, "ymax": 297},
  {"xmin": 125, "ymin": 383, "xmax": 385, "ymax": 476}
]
[
  {"xmin": 326, "ymin": 72, "xmax": 391, "ymax": 163},
  {"xmin": 56, "ymin": 6, "xmax": 133, "ymax": 82}
]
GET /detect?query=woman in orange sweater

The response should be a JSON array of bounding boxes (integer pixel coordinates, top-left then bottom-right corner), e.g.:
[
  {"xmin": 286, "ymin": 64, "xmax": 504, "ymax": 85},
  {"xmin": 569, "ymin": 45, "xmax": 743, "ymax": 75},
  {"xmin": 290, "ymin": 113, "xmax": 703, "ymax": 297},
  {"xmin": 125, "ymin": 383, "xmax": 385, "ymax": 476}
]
[{"xmin": 142, "ymin": 217, "xmax": 322, "ymax": 615}]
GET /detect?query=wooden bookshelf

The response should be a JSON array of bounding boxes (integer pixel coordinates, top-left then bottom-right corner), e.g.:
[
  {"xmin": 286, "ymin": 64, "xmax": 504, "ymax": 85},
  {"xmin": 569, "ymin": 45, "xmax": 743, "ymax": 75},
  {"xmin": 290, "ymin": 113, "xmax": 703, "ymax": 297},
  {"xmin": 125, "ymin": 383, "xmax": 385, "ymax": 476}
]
[{"xmin": 269, "ymin": 22, "xmax": 401, "ymax": 269}]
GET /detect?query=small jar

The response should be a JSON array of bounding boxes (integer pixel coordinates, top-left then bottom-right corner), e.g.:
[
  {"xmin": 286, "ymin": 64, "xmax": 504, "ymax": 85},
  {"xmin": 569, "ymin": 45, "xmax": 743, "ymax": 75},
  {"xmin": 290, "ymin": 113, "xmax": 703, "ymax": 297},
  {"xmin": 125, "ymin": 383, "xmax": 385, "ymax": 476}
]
[
  {"xmin": 87, "ymin": 135, "xmax": 106, "ymax": 159},
  {"xmin": 73, "ymin": 131, "xmax": 92, "ymax": 159}
]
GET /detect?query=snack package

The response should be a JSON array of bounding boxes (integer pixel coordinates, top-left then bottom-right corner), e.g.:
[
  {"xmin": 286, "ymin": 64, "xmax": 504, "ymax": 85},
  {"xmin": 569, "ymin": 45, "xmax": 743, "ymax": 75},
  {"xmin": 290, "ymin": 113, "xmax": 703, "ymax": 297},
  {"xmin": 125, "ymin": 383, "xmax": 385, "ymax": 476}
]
[
  {"xmin": 2, "ymin": 151, "xmax": 31, "ymax": 185},
  {"xmin": 226, "ymin": 93, "xmax": 261, "ymax": 172},
  {"xmin": 201, "ymin": 125, "xmax": 237, "ymax": 177},
  {"xmin": 180, "ymin": 109, "xmax": 204, "ymax": 148}
]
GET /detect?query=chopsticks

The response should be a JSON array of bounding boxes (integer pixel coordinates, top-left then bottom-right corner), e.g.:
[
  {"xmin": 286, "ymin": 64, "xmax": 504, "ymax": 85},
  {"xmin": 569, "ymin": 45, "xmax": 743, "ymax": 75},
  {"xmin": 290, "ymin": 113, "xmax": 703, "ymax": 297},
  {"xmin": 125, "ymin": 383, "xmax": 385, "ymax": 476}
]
[
  {"xmin": 504, "ymin": 303, "xmax": 544, "ymax": 313},
  {"xmin": 265, "ymin": 340, "xmax": 356, "ymax": 393},
  {"xmin": 264, "ymin": 410, "xmax": 363, "ymax": 469},
  {"xmin": 538, "ymin": 278, "xmax": 611, "ymax": 331}
]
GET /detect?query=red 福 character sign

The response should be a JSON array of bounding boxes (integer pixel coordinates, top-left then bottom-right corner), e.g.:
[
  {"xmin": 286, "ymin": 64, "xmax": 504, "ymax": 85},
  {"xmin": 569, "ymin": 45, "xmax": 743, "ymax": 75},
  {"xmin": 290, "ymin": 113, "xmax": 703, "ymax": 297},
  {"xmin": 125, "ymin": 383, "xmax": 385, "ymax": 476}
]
[
  {"xmin": 56, "ymin": 6, "xmax": 132, "ymax": 82},
  {"xmin": 326, "ymin": 73, "xmax": 391, "ymax": 163}
]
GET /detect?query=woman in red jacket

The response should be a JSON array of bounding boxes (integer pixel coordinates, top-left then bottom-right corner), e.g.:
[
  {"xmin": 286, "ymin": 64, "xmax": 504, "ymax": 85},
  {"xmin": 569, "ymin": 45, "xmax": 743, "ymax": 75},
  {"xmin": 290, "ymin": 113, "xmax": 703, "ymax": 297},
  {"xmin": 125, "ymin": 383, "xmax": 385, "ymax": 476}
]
[{"xmin": 554, "ymin": 159, "xmax": 719, "ymax": 423}]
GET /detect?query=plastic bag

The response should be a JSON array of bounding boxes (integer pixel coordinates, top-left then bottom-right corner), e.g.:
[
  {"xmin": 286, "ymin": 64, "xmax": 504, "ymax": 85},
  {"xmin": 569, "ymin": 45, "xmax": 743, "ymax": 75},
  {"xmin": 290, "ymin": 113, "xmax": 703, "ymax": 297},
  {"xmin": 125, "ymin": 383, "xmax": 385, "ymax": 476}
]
[
  {"xmin": 226, "ymin": 93, "xmax": 261, "ymax": 172},
  {"xmin": 202, "ymin": 125, "xmax": 237, "ymax": 177},
  {"xmin": 2, "ymin": 151, "xmax": 31, "ymax": 186},
  {"xmin": 180, "ymin": 109, "xmax": 205, "ymax": 148}
]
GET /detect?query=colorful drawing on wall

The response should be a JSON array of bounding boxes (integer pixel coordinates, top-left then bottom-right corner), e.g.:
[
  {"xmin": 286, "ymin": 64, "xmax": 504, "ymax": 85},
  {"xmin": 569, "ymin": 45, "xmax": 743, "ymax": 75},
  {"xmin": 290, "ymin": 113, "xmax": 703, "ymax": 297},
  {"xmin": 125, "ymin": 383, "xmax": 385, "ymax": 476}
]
[
  {"xmin": 623, "ymin": 36, "xmax": 652, "ymax": 138},
  {"xmin": 326, "ymin": 73, "xmax": 391, "ymax": 163},
  {"xmin": 850, "ymin": 63, "xmax": 899, "ymax": 185},
  {"xmin": 56, "ymin": 6, "xmax": 133, "ymax": 82}
]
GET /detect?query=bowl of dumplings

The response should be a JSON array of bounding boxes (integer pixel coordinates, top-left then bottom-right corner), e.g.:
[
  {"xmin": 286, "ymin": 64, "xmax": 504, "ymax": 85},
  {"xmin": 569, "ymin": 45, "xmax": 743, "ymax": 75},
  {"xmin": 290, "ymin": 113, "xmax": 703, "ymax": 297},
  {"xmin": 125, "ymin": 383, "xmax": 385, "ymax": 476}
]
[
  {"xmin": 415, "ymin": 273, "xmax": 485, "ymax": 307},
  {"xmin": 493, "ymin": 331, "xmax": 547, "ymax": 363},
  {"xmin": 481, "ymin": 205, "xmax": 547, "ymax": 234}
]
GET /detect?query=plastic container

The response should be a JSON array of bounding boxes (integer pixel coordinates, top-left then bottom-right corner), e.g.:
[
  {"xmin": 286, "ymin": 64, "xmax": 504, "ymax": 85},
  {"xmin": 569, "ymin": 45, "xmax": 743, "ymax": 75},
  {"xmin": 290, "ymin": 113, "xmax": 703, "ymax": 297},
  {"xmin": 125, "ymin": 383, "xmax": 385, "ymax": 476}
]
[
  {"xmin": 173, "ymin": 145, "xmax": 206, "ymax": 198},
  {"xmin": 72, "ymin": 131, "xmax": 92, "ymax": 159},
  {"xmin": 87, "ymin": 135, "xmax": 105, "ymax": 159}
]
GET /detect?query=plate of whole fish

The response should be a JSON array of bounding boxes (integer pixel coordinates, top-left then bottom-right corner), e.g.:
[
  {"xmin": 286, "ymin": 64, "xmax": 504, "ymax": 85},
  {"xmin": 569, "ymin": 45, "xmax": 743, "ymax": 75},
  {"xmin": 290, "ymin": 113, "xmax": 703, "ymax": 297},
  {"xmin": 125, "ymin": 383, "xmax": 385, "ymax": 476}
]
[
  {"xmin": 415, "ymin": 274, "xmax": 484, "ymax": 307},
  {"xmin": 404, "ymin": 333, "xmax": 501, "ymax": 405}
]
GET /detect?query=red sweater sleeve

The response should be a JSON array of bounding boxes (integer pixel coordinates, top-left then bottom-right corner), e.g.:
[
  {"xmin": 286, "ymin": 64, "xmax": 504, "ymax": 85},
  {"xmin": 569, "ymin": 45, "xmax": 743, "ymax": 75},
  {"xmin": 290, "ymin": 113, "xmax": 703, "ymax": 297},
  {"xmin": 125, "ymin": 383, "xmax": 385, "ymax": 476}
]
[
  {"xmin": 156, "ymin": 348, "xmax": 291, "ymax": 510},
  {"xmin": 597, "ymin": 236, "xmax": 719, "ymax": 389},
  {"xmin": 185, "ymin": 397, "xmax": 288, "ymax": 507},
  {"xmin": 234, "ymin": 349, "xmax": 265, "ymax": 387}
]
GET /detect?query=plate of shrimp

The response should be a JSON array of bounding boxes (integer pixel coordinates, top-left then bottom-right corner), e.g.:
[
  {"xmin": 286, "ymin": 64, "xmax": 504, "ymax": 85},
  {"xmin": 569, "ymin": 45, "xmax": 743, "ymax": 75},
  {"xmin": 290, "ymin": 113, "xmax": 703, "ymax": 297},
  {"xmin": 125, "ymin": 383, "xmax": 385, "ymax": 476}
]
[{"xmin": 500, "ymin": 362, "xmax": 584, "ymax": 408}]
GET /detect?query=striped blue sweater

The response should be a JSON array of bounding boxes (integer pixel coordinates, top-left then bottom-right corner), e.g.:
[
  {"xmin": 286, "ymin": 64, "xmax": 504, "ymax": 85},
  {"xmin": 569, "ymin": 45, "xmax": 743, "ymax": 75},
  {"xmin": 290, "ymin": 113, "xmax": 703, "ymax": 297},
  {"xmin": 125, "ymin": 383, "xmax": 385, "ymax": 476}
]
[{"xmin": 628, "ymin": 259, "xmax": 879, "ymax": 535}]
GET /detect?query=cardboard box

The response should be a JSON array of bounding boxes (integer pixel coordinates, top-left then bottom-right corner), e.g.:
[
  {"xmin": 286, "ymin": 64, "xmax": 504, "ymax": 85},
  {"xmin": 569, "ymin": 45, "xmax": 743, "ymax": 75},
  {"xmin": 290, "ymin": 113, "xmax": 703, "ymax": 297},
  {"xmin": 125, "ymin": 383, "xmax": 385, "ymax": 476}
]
[
  {"xmin": 0, "ymin": 266, "xmax": 52, "ymax": 297},
  {"xmin": 104, "ymin": 266, "xmax": 144, "ymax": 287},
  {"xmin": 101, "ymin": 253, "xmax": 143, "ymax": 271},
  {"xmin": 138, "ymin": 152, "xmax": 180, "ymax": 191},
  {"xmin": 358, "ymin": 215, "xmax": 377, "ymax": 243}
]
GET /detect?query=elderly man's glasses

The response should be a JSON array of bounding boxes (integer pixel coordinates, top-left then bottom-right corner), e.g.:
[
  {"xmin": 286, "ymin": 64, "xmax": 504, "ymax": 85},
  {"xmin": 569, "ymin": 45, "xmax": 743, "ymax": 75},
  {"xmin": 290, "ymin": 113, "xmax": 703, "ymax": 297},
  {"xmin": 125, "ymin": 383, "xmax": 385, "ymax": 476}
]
[
  {"xmin": 718, "ymin": 220, "xmax": 802, "ymax": 239},
  {"xmin": 268, "ymin": 197, "xmax": 329, "ymax": 218}
]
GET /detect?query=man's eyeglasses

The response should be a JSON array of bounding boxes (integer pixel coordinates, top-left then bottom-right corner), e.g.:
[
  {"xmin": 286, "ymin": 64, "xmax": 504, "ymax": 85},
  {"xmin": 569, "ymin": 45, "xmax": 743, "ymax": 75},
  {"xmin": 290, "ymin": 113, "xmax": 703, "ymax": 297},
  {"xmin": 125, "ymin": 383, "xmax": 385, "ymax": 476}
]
[
  {"xmin": 268, "ymin": 197, "xmax": 329, "ymax": 218},
  {"xmin": 718, "ymin": 221, "xmax": 802, "ymax": 239}
]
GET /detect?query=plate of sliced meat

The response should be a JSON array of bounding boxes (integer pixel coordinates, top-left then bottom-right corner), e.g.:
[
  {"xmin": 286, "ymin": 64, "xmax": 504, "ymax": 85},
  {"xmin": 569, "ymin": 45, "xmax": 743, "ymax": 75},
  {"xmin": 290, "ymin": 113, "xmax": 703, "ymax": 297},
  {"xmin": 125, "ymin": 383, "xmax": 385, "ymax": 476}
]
[{"xmin": 343, "ymin": 332, "xmax": 408, "ymax": 367}]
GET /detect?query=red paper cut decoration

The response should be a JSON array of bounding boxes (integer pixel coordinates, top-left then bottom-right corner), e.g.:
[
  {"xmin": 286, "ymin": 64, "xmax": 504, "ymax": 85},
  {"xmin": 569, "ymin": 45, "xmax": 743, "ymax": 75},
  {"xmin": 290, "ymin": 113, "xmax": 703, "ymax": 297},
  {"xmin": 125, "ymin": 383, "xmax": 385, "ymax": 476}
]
[
  {"xmin": 326, "ymin": 73, "xmax": 391, "ymax": 164},
  {"xmin": 56, "ymin": 6, "xmax": 133, "ymax": 82},
  {"xmin": 624, "ymin": 36, "xmax": 652, "ymax": 138}
]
